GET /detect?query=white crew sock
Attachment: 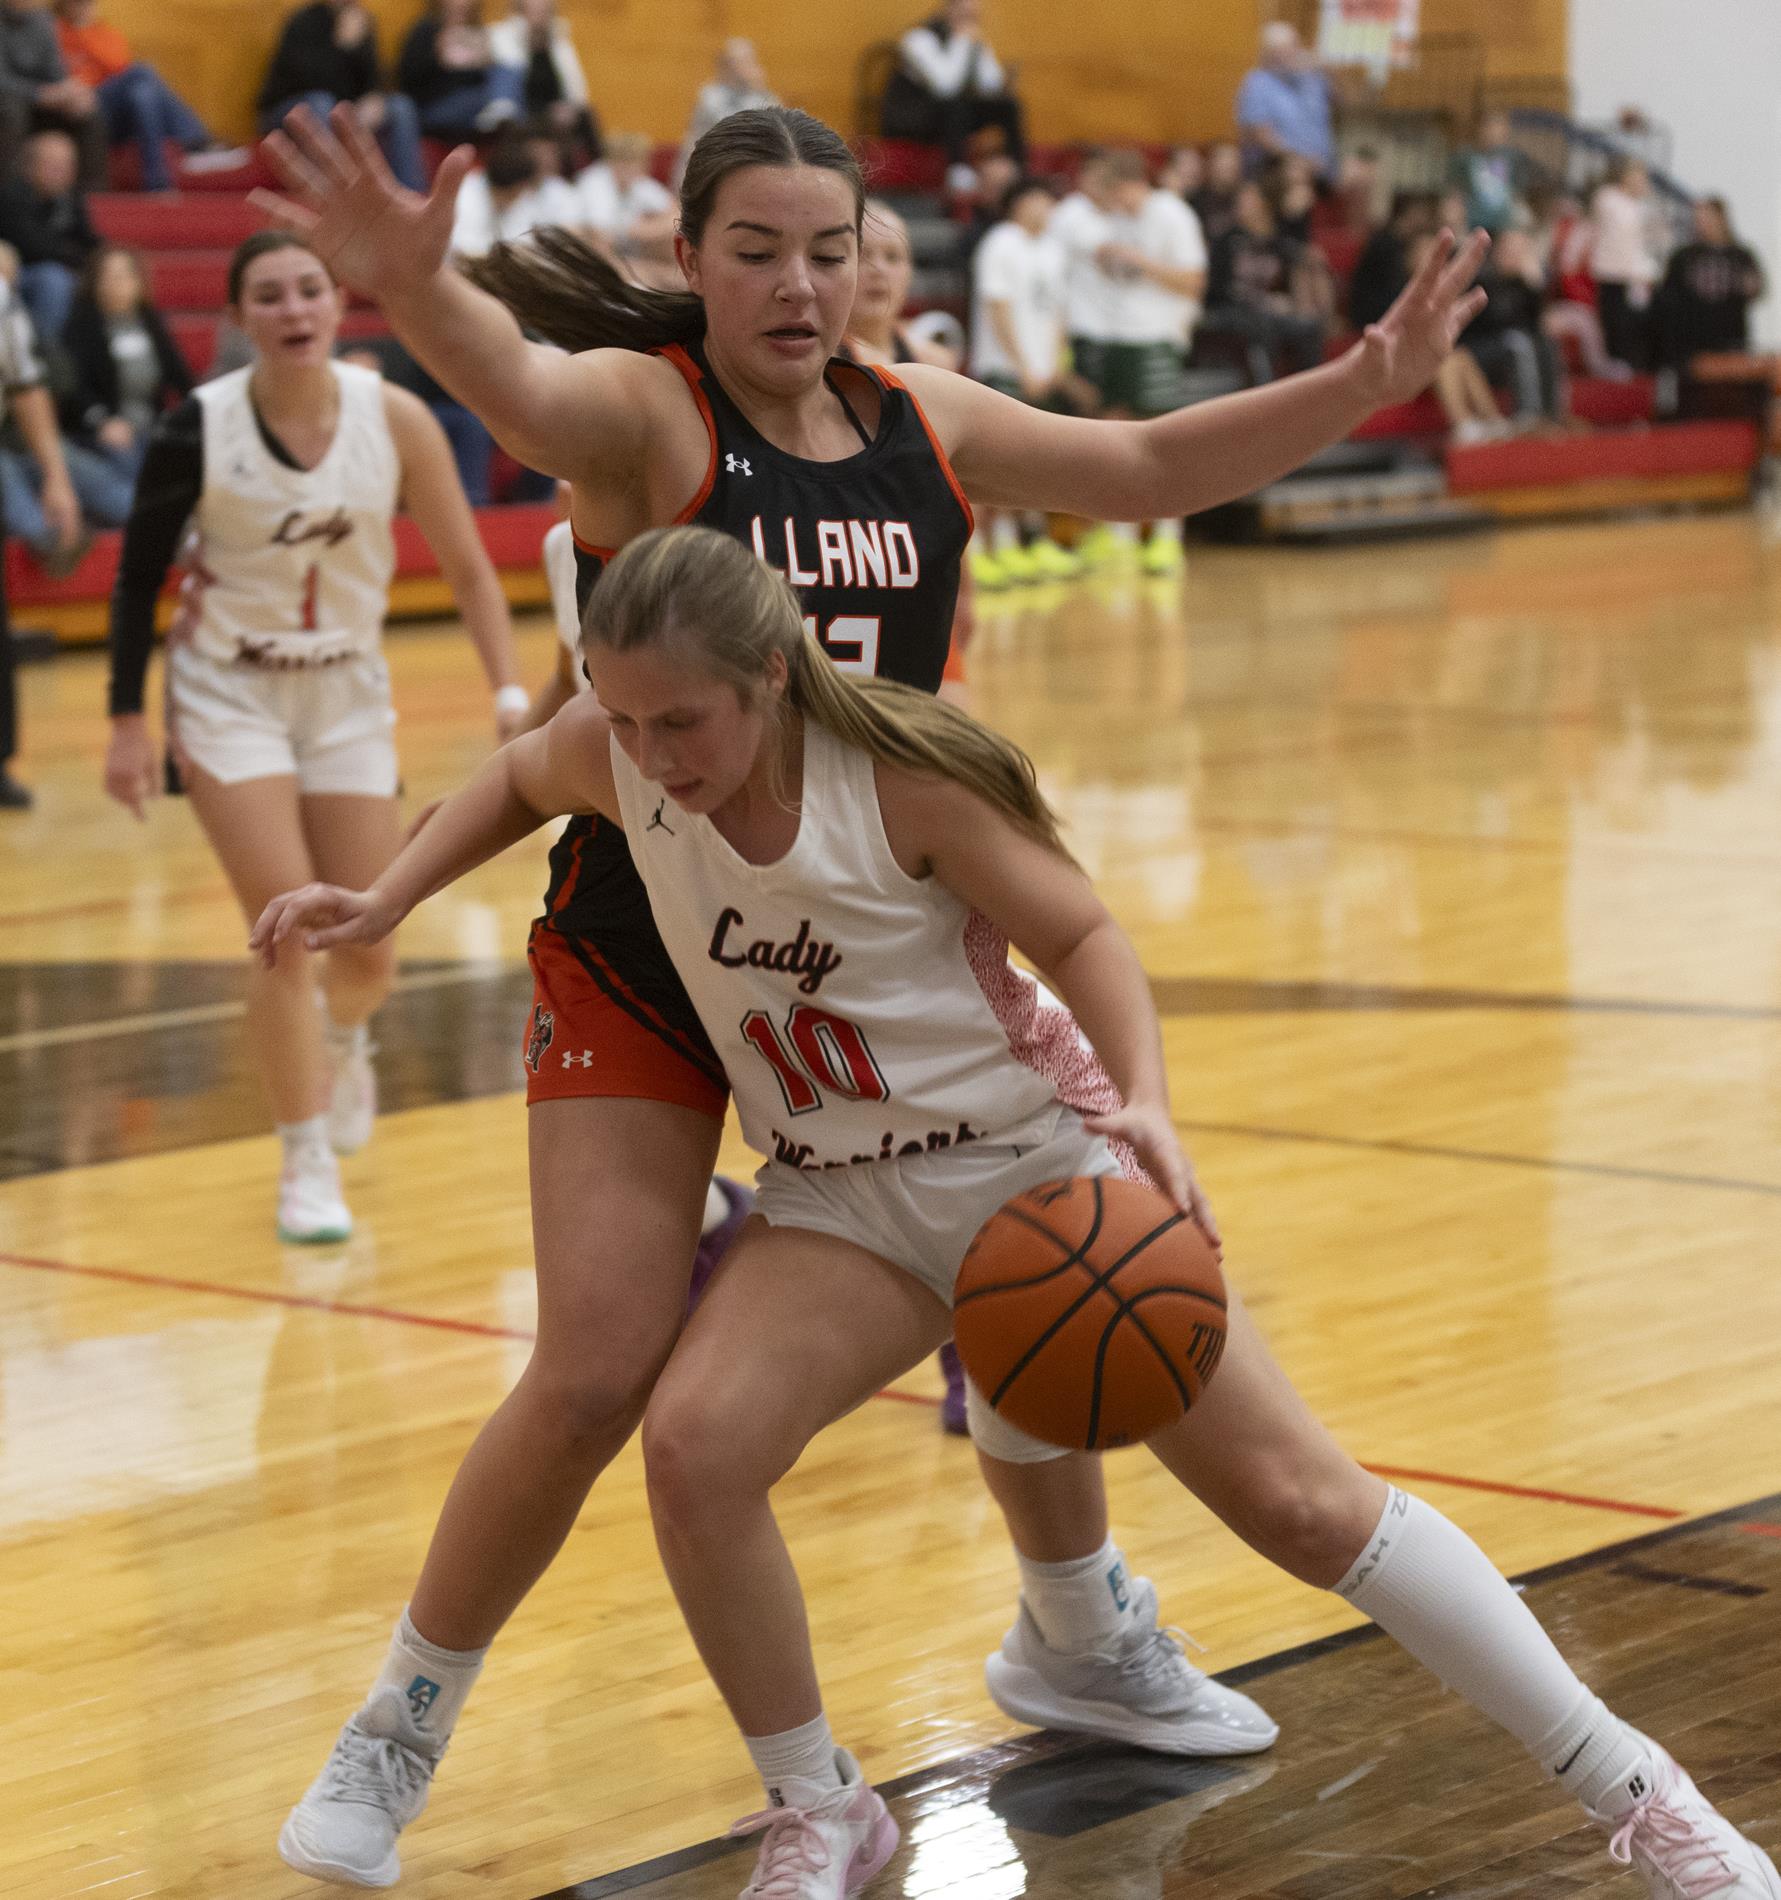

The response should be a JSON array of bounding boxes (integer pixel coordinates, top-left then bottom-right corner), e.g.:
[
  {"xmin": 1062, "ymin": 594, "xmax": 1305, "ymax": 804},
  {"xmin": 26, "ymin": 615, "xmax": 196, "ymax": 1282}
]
[
  {"xmin": 323, "ymin": 1016, "xmax": 370, "ymax": 1058},
  {"xmin": 745, "ymin": 1711, "xmax": 842, "ymax": 1805},
  {"xmin": 989, "ymin": 515, "xmax": 1021, "ymax": 555},
  {"xmin": 1018, "ymin": 1538, "xmax": 1140, "ymax": 1653},
  {"xmin": 369, "ymin": 1607, "xmax": 488, "ymax": 1753},
  {"xmin": 1147, "ymin": 516, "xmax": 1183, "ymax": 545},
  {"xmin": 277, "ymin": 1114, "xmax": 332, "ymax": 1164},
  {"xmin": 1335, "ymin": 1489, "xmax": 1654, "ymax": 1815},
  {"xmin": 701, "ymin": 1180, "xmax": 730, "ymax": 1236},
  {"xmin": 1106, "ymin": 521, "xmax": 1140, "ymax": 546}
]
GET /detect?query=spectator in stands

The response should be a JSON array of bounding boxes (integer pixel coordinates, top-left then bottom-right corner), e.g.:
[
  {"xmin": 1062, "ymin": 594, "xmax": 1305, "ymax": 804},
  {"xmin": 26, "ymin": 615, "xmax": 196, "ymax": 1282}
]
[
  {"xmin": 953, "ymin": 147, "xmax": 1018, "ymax": 262},
  {"xmin": 0, "ymin": 0, "xmax": 106, "ymax": 186},
  {"xmin": 487, "ymin": 0, "xmax": 599, "ymax": 167},
  {"xmin": 1655, "ymin": 195, "xmax": 1765, "ymax": 373},
  {"xmin": 1349, "ymin": 188, "xmax": 1435, "ymax": 330},
  {"xmin": 259, "ymin": 1, "xmax": 424, "ymax": 193},
  {"xmin": 1089, "ymin": 149, "xmax": 1208, "ymax": 574},
  {"xmin": 1202, "ymin": 178, "xmax": 1326, "ymax": 383},
  {"xmin": 1192, "ymin": 140, "xmax": 1244, "ymax": 245},
  {"xmin": 968, "ymin": 175, "xmax": 1086, "ymax": 587},
  {"xmin": 52, "ymin": 0, "xmax": 240, "ymax": 193},
  {"xmin": 397, "ymin": 0, "xmax": 525, "ymax": 143},
  {"xmin": 880, "ymin": 0, "xmax": 1026, "ymax": 182},
  {"xmin": 1262, "ymin": 150, "xmax": 1318, "ymax": 244},
  {"xmin": 1589, "ymin": 157, "xmax": 1661, "ymax": 371},
  {"xmin": 1155, "ymin": 146, "xmax": 1203, "ymax": 204},
  {"xmin": 0, "ymin": 260, "xmax": 82, "ymax": 806},
  {"xmin": 57, "ymin": 244, "xmax": 190, "ymax": 505},
  {"xmin": 573, "ymin": 130, "xmax": 676, "ymax": 284},
  {"xmin": 0, "ymin": 128, "xmax": 98, "ymax": 341},
  {"xmin": 1466, "ymin": 227, "xmax": 1566, "ymax": 425},
  {"xmin": 1235, "ymin": 22, "xmax": 1335, "ymax": 181},
  {"xmin": 448, "ymin": 123, "xmax": 578, "ymax": 258},
  {"xmin": 1450, "ymin": 110, "xmax": 1527, "ymax": 237},
  {"xmin": 1047, "ymin": 149, "xmax": 1116, "ymax": 400},
  {"xmin": 679, "ymin": 37, "xmax": 775, "ymax": 179}
]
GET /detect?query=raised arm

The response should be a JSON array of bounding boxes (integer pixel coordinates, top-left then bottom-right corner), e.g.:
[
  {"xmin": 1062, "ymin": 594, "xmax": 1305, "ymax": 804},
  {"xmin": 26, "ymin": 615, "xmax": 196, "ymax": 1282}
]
[
  {"xmin": 250, "ymin": 695, "xmax": 620, "ymax": 963},
  {"xmin": 912, "ymin": 227, "xmax": 1490, "ymax": 518},
  {"xmin": 383, "ymin": 383, "xmax": 527, "ymax": 737},
  {"xmin": 252, "ymin": 104, "xmax": 650, "ymax": 484}
]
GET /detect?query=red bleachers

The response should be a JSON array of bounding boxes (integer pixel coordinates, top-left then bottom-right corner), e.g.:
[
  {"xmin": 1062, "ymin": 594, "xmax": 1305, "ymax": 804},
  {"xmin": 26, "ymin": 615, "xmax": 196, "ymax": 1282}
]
[
  {"xmin": 91, "ymin": 193, "xmax": 269, "ymax": 251},
  {"xmin": 1446, "ymin": 420, "xmax": 1759, "ymax": 496},
  {"xmin": 104, "ymin": 143, "xmax": 276, "ymax": 195}
]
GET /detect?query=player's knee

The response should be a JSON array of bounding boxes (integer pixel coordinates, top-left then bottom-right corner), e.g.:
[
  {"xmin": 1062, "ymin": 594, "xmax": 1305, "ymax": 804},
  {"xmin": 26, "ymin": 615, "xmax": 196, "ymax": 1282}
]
[
  {"xmin": 640, "ymin": 1387, "xmax": 783, "ymax": 1525},
  {"xmin": 1228, "ymin": 1460, "xmax": 1362, "ymax": 1585},
  {"xmin": 522, "ymin": 1352, "xmax": 653, "ymax": 1456}
]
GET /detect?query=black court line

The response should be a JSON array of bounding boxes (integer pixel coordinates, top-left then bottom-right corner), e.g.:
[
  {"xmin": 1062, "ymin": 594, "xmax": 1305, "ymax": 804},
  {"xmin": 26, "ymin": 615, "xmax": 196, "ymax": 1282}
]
[
  {"xmin": 531, "ymin": 1490, "xmax": 1781, "ymax": 1898},
  {"xmin": 1176, "ymin": 1116, "xmax": 1781, "ymax": 1202}
]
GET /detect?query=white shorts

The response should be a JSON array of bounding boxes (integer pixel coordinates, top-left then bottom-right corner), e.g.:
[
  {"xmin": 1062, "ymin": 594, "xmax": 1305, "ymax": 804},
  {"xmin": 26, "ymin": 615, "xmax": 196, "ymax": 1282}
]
[
  {"xmin": 168, "ymin": 645, "xmax": 399, "ymax": 797},
  {"xmin": 754, "ymin": 1104, "xmax": 1127, "ymax": 1306}
]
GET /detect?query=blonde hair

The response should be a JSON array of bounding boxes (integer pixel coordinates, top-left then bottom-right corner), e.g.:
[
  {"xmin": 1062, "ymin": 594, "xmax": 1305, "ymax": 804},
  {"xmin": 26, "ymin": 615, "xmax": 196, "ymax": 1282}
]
[{"xmin": 584, "ymin": 526, "xmax": 1070, "ymax": 855}]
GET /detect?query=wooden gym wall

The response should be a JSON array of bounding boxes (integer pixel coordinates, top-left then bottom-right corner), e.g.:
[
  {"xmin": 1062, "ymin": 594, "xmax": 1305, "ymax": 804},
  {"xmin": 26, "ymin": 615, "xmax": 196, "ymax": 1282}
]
[{"xmin": 101, "ymin": 0, "xmax": 1569, "ymax": 154}]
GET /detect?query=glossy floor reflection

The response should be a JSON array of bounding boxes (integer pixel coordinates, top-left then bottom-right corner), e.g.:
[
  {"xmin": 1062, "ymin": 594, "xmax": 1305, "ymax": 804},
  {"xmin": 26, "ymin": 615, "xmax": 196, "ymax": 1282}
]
[{"xmin": 3, "ymin": 513, "xmax": 1781, "ymax": 1898}]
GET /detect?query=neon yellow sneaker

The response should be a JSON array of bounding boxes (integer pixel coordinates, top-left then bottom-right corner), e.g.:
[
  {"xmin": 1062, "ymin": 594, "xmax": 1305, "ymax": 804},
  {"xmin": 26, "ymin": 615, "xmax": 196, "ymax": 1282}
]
[
  {"xmin": 1140, "ymin": 534, "xmax": 1186, "ymax": 577},
  {"xmin": 969, "ymin": 548, "xmax": 1013, "ymax": 591},
  {"xmin": 1028, "ymin": 538, "xmax": 1083, "ymax": 581},
  {"xmin": 1076, "ymin": 523, "xmax": 1128, "ymax": 569},
  {"xmin": 997, "ymin": 542, "xmax": 1043, "ymax": 585}
]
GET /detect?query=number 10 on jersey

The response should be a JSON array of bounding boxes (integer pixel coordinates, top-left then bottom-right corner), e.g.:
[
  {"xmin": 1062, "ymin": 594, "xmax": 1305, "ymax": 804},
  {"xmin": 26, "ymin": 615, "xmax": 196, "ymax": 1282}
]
[{"xmin": 741, "ymin": 1003, "xmax": 889, "ymax": 1115}]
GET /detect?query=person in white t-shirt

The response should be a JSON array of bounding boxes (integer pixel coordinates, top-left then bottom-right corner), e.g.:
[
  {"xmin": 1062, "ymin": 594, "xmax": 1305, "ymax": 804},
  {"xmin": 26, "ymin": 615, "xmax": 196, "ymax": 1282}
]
[
  {"xmin": 448, "ymin": 126, "xmax": 580, "ymax": 259},
  {"xmin": 573, "ymin": 130, "xmax": 677, "ymax": 286},
  {"xmin": 1090, "ymin": 150, "xmax": 1208, "ymax": 576},
  {"xmin": 1046, "ymin": 149, "xmax": 1117, "ymax": 400},
  {"xmin": 969, "ymin": 175, "xmax": 1090, "ymax": 587},
  {"xmin": 1589, "ymin": 157, "xmax": 1662, "ymax": 372},
  {"xmin": 880, "ymin": 0, "xmax": 1026, "ymax": 181}
]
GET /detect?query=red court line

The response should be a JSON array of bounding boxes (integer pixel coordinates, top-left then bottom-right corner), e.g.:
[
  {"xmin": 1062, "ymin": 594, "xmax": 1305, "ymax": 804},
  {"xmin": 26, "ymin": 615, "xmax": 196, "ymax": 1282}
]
[
  {"xmin": 1739, "ymin": 1522, "xmax": 1781, "ymax": 1539},
  {"xmin": 1365, "ymin": 1462, "xmax": 1683, "ymax": 1522},
  {"xmin": 0, "ymin": 1247, "xmax": 942, "ymax": 1408}
]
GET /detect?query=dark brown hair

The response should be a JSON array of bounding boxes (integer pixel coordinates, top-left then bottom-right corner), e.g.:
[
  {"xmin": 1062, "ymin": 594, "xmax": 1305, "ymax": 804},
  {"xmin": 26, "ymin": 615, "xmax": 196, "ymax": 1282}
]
[
  {"xmin": 228, "ymin": 231, "xmax": 333, "ymax": 305},
  {"xmin": 78, "ymin": 242, "xmax": 148, "ymax": 309},
  {"xmin": 463, "ymin": 106, "xmax": 864, "ymax": 354}
]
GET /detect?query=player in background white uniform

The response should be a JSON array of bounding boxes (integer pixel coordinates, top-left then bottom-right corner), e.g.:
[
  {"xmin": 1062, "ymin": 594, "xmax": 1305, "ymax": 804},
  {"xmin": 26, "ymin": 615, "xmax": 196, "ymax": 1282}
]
[
  {"xmin": 1093, "ymin": 150, "xmax": 1210, "ymax": 575},
  {"xmin": 260, "ymin": 525, "xmax": 1780, "ymax": 1900},
  {"xmin": 103, "ymin": 232, "xmax": 524, "ymax": 1243}
]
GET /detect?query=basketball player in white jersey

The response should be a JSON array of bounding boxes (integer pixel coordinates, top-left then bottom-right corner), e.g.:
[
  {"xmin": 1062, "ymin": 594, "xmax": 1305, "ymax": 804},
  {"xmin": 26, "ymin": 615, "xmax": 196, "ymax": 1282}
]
[
  {"xmin": 251, "ymin": 100, "xmax": 1488, "ymax": 1891},
  {"xmin": 259, "ymin": 524, "xmax": 1780, "ymax": 1900},
  {"xmin": 103, "ymin": 231, "xmax": 525, "ymax": 1243}
]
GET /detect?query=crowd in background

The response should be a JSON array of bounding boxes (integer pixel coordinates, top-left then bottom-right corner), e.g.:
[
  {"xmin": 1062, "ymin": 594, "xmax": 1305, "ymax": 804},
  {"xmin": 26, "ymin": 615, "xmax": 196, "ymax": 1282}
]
[{"xmin": 0, "ymin": 0, "xmax": 1771, "ymax": 581}]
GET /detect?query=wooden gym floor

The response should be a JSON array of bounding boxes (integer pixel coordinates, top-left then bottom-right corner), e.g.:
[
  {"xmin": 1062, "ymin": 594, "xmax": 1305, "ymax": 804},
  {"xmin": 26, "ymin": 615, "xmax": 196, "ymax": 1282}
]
[{"xmin": 2, "ymin": 511, "xmax": 1778, "ymax": 1898}]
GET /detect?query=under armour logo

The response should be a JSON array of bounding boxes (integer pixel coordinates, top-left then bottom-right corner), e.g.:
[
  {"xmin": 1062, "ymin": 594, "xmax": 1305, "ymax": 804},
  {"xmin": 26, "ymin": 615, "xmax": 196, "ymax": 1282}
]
[
  {"xmin": 725, "ymin": 453, "xmax": 752, "ymax": 476},
  {"xmin": 647, "ymin": 799, "xmax": 675, "ymax": 835}
]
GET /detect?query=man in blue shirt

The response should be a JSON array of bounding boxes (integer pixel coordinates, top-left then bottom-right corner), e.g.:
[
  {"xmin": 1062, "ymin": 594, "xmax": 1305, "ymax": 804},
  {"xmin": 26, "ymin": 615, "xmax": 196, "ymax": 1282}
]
[{"xmin": 1235, "ymin": 22, "xmax": 1336, "ymax": 180}]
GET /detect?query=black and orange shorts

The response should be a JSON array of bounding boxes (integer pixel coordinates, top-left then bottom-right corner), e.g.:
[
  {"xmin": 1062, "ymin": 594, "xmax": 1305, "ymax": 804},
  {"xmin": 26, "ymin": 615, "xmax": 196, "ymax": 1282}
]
[{"xmin": 521, "ymin": 921, "xmax": 729, "ymax": 1119}]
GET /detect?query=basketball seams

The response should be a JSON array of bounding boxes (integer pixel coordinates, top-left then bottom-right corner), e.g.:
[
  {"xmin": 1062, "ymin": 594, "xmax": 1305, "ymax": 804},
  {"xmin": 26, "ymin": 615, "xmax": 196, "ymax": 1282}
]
[
  {"xmin": 985, "ymin": 1177, "xmax": 1109, "ymax": 1409},
  {"xmin": 954, "ymin": 1200, "xmax": 1099, "ymax": 1304}
]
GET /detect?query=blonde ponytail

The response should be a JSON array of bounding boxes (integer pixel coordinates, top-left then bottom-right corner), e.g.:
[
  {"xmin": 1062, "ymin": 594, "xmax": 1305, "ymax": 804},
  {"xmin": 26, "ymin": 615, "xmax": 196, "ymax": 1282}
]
[{"xmin": 584, "ymin": 526, "xmax": 1071, "ymax": 856}]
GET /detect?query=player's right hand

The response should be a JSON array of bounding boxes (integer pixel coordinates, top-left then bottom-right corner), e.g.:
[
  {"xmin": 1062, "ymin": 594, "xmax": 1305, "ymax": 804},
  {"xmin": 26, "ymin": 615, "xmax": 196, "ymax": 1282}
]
[
  {"xmin": 103, "ymin": 717, "xmax": 157, "ymax": 821},
  {"xmin": 252, "ymin": 102, "xmax": 472, "ymax": 302},
  {"xmin": 250, "ymin": 882, "xmax": 400, "ymax": 967}
]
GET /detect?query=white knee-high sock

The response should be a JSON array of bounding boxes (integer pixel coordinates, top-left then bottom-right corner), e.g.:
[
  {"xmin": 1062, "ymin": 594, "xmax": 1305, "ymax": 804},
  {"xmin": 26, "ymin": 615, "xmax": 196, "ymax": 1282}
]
[
  {"xmin": 1337, "ymin": 1489, "xmax": 1654, "ymax": 1816},
  {"xmin": 368, "ymin": 1607, "xmax": 488, "ymax": 1755}
]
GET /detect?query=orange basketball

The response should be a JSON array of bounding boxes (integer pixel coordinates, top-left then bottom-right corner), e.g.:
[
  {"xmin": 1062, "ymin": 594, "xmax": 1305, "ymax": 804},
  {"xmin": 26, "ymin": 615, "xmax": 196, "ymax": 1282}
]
[{"xmin": 953, "ymin": 1175, "xmax": 1227, "ymax": 1452}]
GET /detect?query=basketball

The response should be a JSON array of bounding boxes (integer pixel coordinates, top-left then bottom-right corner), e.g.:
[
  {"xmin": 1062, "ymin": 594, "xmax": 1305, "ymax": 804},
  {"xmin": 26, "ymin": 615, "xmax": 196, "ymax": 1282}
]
[{"xmin": 953, "ymin": 1175, "xmax": 1228, "ymax": 1452}]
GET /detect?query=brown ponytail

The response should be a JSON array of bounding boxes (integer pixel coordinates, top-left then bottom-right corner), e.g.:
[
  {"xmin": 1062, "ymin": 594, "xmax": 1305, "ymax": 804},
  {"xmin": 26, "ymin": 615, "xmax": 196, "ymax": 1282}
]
[
  {"xmin": 461, "ymin": 106, "xmax": 866, "ymax": 356},
  {"xmin": 585, "ymin": 526, "xmax": 1071, "ymax": 857}
]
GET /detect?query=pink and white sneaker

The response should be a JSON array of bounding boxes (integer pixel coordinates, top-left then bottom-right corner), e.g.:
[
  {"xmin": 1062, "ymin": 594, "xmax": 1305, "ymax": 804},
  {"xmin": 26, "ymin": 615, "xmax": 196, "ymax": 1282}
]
[
  {"xmin": 729, "ymin": 1748, "xmax": 898, "ymax": 1899},
  {"xmin": 1590, "ymin": 1738, "xmax": 1780, "ymax": 1898}
]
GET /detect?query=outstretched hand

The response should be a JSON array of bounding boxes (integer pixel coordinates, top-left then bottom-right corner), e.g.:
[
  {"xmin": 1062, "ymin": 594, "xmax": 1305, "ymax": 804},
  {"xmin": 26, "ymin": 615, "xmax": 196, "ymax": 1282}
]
[
  {"xmin": 250, "ymin": 103, "xmax": 476, "ymax": 302},
  {"xmin": 1083, "ymin": 1104, "xmax": 1223, "ymax": 1258},
  {"xmin": 1353, "ymin": 226, "xmax": 1492, "ymax": 408},
  {"xmin": 250, "ymin": 882, "xmax": 400, "ymax": 968}
]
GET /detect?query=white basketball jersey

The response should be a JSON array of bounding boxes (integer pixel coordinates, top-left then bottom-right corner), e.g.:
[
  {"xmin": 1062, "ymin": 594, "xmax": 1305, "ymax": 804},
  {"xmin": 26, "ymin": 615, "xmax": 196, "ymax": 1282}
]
[
  {"xmin": 186, "ymin": 362, "xmax": 399, "ymax": 669},
  {"xmin": 611, "ymin": 722, "xmax": 1122, "ymax": 1172}
]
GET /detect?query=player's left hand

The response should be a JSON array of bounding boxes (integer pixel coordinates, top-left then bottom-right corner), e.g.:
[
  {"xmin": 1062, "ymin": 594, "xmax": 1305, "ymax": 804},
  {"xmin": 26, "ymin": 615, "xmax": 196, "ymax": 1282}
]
[
  {"xmin": 1084, "ymin": 1104, "xmax": 1222, "ymax": 1257},
  {"xmin": 1352, "ymin": 226, "xmax": 1491, "ymax": 408}
]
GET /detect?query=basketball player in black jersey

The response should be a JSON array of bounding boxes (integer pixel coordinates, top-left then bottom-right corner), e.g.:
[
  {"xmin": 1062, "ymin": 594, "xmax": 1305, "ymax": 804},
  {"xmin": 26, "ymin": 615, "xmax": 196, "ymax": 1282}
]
[{"xmin": 261, "ymin": 101, "xmax": 1488, "ymax": 1890}]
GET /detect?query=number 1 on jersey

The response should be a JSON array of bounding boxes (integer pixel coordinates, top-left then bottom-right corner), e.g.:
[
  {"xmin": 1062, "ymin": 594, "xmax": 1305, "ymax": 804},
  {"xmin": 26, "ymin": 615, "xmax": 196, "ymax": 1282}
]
[{"xmin": 741, "ymin": 1003, "xmax": 890, "ymax": 1116}]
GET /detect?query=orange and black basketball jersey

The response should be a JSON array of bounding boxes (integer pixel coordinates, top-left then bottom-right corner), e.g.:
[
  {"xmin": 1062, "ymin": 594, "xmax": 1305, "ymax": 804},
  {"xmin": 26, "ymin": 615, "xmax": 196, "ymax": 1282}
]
[{"xmin": 540, "ymin": 337, "xmax": 973, "ymax": 998}]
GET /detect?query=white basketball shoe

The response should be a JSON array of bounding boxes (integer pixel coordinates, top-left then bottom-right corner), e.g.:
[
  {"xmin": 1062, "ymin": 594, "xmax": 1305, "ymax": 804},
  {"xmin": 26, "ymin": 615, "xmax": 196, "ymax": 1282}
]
[
  {"xmin": 986, "ymin": 1577, "xmax": 1279, "ymax": 1756},
  {"xmin": 1590, "ymin": 1737, "xmax": 1780, "ymax": 1898},
  {"xmin": 325, "ymin": 1021, "xmax": 378, "ymax": 1156},
  {"xmin": 278, "ymin": 1686, "xmax": 442, "ymax": 1888},
  {"xmin": 729, "ymin": 1748, "xmax": 899, "ymax": 1899},
  {"xmin": 278, "ymin": 1142, "xmax": 353, "ymax": 1245}
]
